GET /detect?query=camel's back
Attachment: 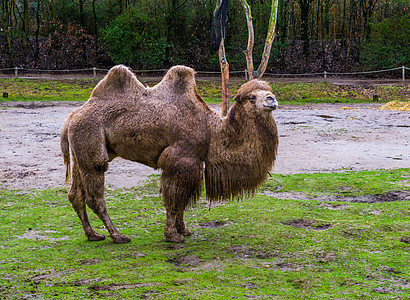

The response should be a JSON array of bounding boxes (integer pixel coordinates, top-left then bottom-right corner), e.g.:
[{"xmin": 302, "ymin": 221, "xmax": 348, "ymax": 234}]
[{"xmin": 84, "ymin": 65, "xmax": 214, "ymax": 167}]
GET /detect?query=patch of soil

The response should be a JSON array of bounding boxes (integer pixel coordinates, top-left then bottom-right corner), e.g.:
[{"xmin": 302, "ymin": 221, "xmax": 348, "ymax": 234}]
[
  {"xmin": 282, "ymin": 219, "xmax": 333, "ymax": 231},
  {"xmin": 62, "ymin": 278, "xmax": 101, "ymax": 287},
  {"xmin": 400, "ymin": 236, "xmax": 410, "ymax": 244},
  {"xmin": 276, "ymin": 263, "xmax": 303, "ymax": 272},
  {"xmin": 350, "ymin": 191, "xmax": 410, "ymax": 203},
  {"xmin": 315, "ymin": 251, "xmax": 336, "ymax": 263},
  {"xmin": 29, "ymin": 269, "xmax": 77, "ymax": 284},
  {"xmin": 226, "ymin": 245, "xmax": 274, "ymax": 259},
  {"xmin": 372, "ymin": 287, "xmax": 403, "ymax": 294},
  {"xmin": 266, "ymin": 191, "xmax": 409, "ymax": 203},
  {"xmin": 199, "ymin": 220, "xmax": 228, "ymax": 228},
  {"xmin": 167, "ymin": 254, "xmax": 201, "ymax": 267},
  {"xmin": 0, "ymin": 102, "xmax": 409, "ymax": 190},
  {"xmin": 79, "ymin": 258, "xmax": 100, "ymax": 266},
  {"xmin": 319, "ymin": 203, "xmax": 350, "ymax": 210},
  {"xmin": 16, "ymin": 229, "xmax": 69, "ymax": 241},
  {"xmin": 377, "ymin": 265, "xmax": 401, "ymax": 274},
  {"xmin": 166, "ymin": 244, "xmax": 185, "ymax": 250},
  {"xmin": 90, "ymin": 282, "xmax": 158, "ymax": 291}
]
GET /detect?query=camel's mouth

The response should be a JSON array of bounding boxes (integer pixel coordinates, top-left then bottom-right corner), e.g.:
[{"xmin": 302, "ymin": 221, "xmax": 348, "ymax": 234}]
[{"xmin": 263, "ymin": 96, "xmax": 278, "ymax": 111}]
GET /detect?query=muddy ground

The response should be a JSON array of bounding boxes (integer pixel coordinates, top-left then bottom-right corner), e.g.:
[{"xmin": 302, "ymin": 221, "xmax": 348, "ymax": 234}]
[{"xmin": 0, "ymin": 101, "xmax": 409, "ymax": 190}]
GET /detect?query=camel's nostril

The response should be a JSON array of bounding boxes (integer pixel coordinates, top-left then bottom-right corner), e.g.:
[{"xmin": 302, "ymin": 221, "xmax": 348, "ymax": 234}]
[{"xmin": 264, "ymin": 97, "xmax": 278, "ymax": 111}]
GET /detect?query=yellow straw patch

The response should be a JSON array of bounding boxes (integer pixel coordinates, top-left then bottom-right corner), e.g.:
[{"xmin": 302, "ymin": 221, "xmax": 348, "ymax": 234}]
[{"xmin": 378, "ymin": 101, "xmax": 410, "ymax": 111}]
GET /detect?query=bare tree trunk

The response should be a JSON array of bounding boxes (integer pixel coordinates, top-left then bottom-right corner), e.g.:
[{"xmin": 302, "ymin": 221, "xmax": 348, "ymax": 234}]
[
  {"xmin": 92, "ymin": 0, "xmax": 98, "ymax": 37},
  {"xmin": 34, "ymin": 0, "xmax": 42, "ymax": 65},
  {"xmin": 298, "ymin": 0, "xmax": 312, "ymax": 60},
  {"xmin": 2, "ymin": 0, "xmax": 15, "ymax": 67},
  {"xmin": 22, "ymin": 0, "xmax": 29, "ymax": 49},
  {"xmin": 239, "ymin": 0, "xmax": 254, "ymax": 80},
  {"xmin": 240, "ymin": 0, "xmax": 279, "ymax": 80},
  {"xmin": 219, "ymin": 42, "xmax": 230, "ymax": 116},
  {"xmin": 214, "ymin": 0, "xmax": 229, "ymax": 116},
  {"xmin": 360, "ymin": 0, "xmax": 380, "ymax": 41},
  {"xmin": 256, "ymin": 0, "xmax": 279, "ymax": 79},
  {"xmin": 78, "ymin": 0, "xmax": 86, "ymax": 28}
]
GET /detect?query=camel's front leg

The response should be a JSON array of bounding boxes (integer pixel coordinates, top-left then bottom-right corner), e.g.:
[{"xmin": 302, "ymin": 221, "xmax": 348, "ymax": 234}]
[
  {"xmin": 164, "ymin": 209, "xmax": 185, "ymax": 243},
  {"xmin": 158, "ymin": 149, "xmax": 203, "ymax": 243},
  {"xmin": 176, "ymin": 209, "xmax": 192, "ymax": 237}
]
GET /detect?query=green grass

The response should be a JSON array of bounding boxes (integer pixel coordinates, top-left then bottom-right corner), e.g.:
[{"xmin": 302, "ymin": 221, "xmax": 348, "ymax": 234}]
[
  {"xmin": 0, "ymin": 169, "xmax": 409, "ymax": 299},
  {"xmin": 0, "ymin": 78, "xmax": 96, "ymax": 102},
  {"xmin": 266, "ymin": 168, "xmax": 409, "ymax": 197},
  {"xmin": 1, "ymin": 77, "xmax": 409, "ymax": 104}
]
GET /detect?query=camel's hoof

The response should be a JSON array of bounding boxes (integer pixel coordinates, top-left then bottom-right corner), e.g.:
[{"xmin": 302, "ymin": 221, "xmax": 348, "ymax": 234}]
[
  {"xmin": 87, "ymin": 232, "xmax": 106, "ymax": 242},
  {"xmin": 164, "ymin": 233, "xmax": 184, "ymax": 243},
  {"xmin": 112, "ymin": 234, "xmax": 131, "ymax": 244}
]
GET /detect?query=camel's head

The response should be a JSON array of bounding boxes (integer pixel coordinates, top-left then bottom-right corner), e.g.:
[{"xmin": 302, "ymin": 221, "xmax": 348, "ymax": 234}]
[{"xmin": 234, "ymin": 79, "xmax": 278, "ymax": 112}]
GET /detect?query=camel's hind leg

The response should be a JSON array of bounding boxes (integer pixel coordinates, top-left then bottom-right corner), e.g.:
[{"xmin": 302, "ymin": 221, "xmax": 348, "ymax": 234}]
[
  {"xmin": 81, "ymin": 169, "xmax": 131, "ymax": 244},
  {"xmin": 69, "ymin": 162, "xmax": 105, "ymax": 241}
]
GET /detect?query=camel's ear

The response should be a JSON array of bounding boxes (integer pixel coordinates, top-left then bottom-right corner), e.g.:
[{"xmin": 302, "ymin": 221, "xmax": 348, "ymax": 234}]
[{"xmin": 234, "ymin": 92, "xmax": 246, "ymax": 103}]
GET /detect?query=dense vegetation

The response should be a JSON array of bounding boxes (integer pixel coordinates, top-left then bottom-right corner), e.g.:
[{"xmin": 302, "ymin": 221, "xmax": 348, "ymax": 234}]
[{"xmin": 0, "ymin": 0, "xmax": 409, "ymax": 73}]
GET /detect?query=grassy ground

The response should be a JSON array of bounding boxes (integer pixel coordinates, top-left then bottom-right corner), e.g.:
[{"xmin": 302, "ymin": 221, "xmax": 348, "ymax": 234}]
[
  {"xmin": 0, "ymin": 169, "xmax": 409, "ymax": 299},
  {"xmin": 1, "ymin": 77, "xmax": 409, "ymax": 104}
]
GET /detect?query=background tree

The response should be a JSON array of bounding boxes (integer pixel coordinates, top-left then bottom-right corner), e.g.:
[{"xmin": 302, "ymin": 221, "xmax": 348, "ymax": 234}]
[
  {"xmin": 241, "ymin": 0, "xmax": 279, "ymax": 79},
  {"xmin": 0, "ymin": 0, "xmax": 408, "ymax": 73},
  {"xmin": 361, "ymin": 12, "xmax": 410, "ymax": 70},
  {"xmin": 211, "ymin": 0, "xmax": 230, "ymax": 116}
]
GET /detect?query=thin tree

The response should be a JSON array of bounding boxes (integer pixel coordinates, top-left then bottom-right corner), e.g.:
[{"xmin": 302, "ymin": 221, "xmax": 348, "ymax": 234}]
[
  {"xmin": 1, "ymin": 0, "xmax": 15, "ymax": 67},
  {"xmin": 240, "ymin": 0, "xmax": 279, "ymax": 80},
  {"xmin": 298, "ymin": 0, "xmax": 313, "ymax": 59},
  {"xmin": 211, "ymin": 0, "xmax": 230, "ymax": 116},
  {"xmin": 34, "ymin": 0, "xmax": 42, "ymax": 65}
]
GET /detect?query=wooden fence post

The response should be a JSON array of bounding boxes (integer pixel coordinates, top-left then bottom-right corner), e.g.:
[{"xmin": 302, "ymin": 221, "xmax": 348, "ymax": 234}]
[
  {"xmin": 15, "ymin": 67, "xmax": 18, "ymax": 78},
  {"xmin": 402, "ymin": 66, "xmax": 405, "ymax": 85}
]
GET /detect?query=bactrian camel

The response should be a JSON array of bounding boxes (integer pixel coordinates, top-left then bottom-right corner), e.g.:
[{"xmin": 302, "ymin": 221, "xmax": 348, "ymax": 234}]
[{"xmin": 61, "ymin": 65, "xmax": 278, "ymax": 243}]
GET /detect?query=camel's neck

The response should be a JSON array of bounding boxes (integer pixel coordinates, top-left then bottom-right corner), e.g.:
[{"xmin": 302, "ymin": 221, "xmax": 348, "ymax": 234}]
[{"xmin": 205, "ymin": 104, "xmax": 278, "ymax": 201}]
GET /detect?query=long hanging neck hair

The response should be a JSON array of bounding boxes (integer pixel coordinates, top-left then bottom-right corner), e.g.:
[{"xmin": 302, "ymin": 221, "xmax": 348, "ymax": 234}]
[{"xmin": 205, "ymin": 97, "xmax": 278, "ymax": 202}]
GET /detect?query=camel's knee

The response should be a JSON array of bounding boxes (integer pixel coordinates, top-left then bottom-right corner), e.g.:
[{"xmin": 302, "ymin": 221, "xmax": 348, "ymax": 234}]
[
  {"xmin": 68, "ymin": 184, "xmax": 85, "ymax": 211},
  {"xmin": 161, "ymin": 156, "xmax": 203, "ymax": 209},
  {"xmin": 86, "ymin": 196, "xmax": 107, "ymax": 216}
]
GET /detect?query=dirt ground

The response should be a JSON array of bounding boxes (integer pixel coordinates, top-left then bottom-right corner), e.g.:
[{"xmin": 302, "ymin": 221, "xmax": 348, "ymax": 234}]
[{"xmin": 0, "ymin": 101, "xmax": 409, "ymax": 190}]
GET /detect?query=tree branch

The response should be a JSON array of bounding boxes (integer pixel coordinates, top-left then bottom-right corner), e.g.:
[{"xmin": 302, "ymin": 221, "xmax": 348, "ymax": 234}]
[
  {"xmin": 256, "ymin": 0, "xmax": 278, "ymax": 78},
  {"xmin": 239, "ymin": 0, "xmax": 255, "ymax": 80}
]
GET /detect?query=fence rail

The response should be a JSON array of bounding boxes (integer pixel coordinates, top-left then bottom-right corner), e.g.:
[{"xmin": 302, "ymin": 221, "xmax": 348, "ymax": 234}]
[{"xmin": 0, "ymin": 66, "xmax": 408, "ymax": 83}]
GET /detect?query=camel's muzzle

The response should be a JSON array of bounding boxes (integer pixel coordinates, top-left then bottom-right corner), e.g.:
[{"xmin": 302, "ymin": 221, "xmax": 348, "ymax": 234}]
[{"xmin": 264, "ymin": 96, "xmax": 278, "ymax": 111}]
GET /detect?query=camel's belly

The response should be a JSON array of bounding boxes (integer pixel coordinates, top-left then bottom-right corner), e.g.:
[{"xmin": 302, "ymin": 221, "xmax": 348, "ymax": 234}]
[{"xmin": 106, "ymin": 136, "xmax": 167, "ymax": 169}]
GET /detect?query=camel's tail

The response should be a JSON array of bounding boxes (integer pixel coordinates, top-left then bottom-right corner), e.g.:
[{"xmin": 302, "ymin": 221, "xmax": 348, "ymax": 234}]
[{"xmin": 61, "ymin": 120, "xmax": 71, "ymax": 185}]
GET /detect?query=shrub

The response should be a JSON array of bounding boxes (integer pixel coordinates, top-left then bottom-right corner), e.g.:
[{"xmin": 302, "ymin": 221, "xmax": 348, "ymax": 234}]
[
  {"xmin": 100, "ymin": 7, "xmax": 169, "ymax": 68},
  {"xmin": 361, "ymin": 13, "xmax": 410, "ymax": 70}
]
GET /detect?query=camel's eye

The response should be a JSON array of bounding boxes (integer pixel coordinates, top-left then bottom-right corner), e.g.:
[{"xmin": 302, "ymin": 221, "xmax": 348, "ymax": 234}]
[{"xmin": 249, "ymin": 95, "xmax": 256, "ymax": 102}]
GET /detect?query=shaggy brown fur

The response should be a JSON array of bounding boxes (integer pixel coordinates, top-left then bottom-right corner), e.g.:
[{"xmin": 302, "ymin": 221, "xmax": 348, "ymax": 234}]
[{"xmin": 61, "ymin": 65, "xmax": 278, "ymax": 243}]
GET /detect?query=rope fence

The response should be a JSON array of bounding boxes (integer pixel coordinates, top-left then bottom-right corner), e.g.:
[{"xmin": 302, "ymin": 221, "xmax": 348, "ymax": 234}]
[{"xmin": 0, "ymin": 66, "xmax": 408, "ymax": 83}]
